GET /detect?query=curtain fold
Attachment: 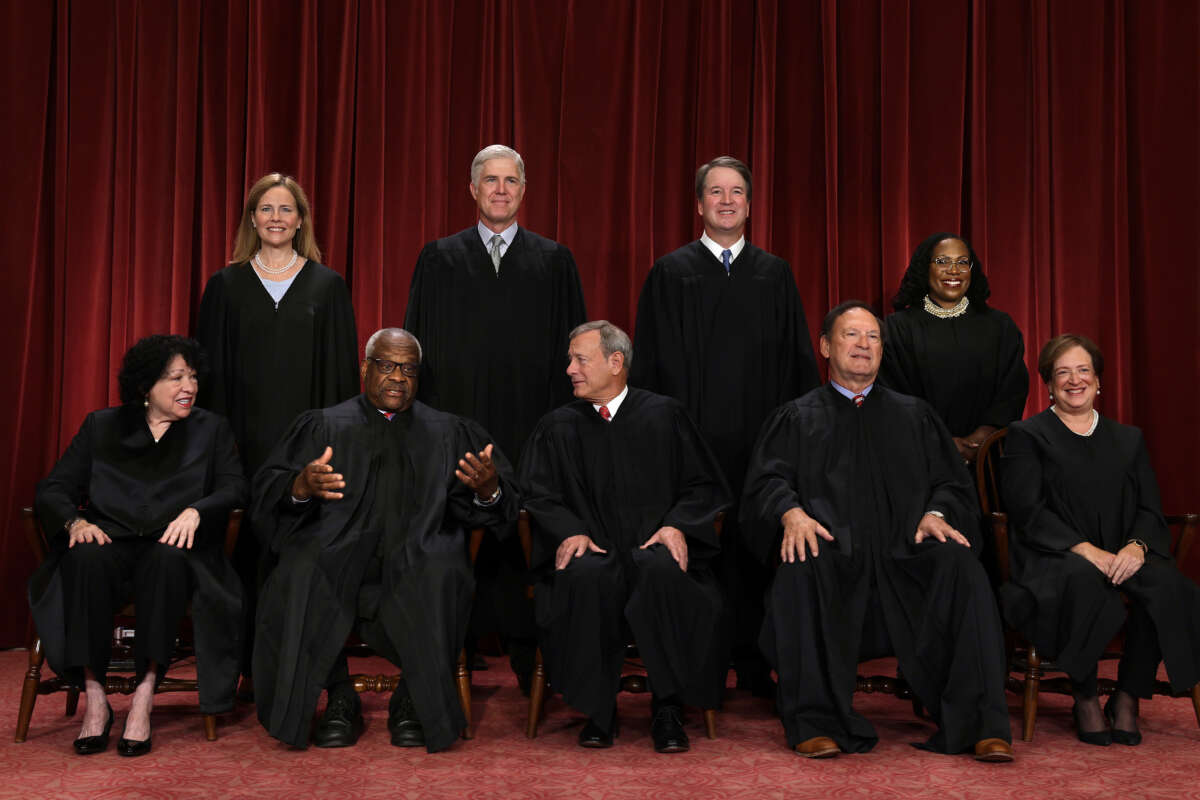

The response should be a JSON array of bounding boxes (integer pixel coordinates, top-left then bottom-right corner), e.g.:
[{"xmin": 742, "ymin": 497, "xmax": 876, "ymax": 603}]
[{"xmin": 1, "ymin": 0, "xmax": 1196, "ymax": 645}]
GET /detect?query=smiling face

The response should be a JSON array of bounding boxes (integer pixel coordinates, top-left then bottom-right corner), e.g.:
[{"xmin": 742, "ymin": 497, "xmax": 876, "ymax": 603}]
[
  {"xmin": 927, "ymin": 238, "xmax": 973, "ymax": 308},
  {"xmin": 819, "ymin": 307, "xmax": 882, "ymax": 389},
  {"xmin": 360, "ymin": 334, "xmax": 420, "ymax": 413},
  {"xmin": 252, "ymin": 186, "xmax": 302, "ymax": 250},
  {"xmin": 1049, "ymin": 345, "xmax": 1099, "ymax": 413},
  {"xmin": 146, "ymin": 354, "xmax": 197, "ymax": 423},
  {"xmin": 565, "ymin": 330, "xmax": 624, "ymax": 404},
  {"xmin": 469, "ymin": 157, "xmax": 525, "ymax": 232},
  {"xmin": 696, "ymin": 166, "xmax": 749, "ymax": 242}
]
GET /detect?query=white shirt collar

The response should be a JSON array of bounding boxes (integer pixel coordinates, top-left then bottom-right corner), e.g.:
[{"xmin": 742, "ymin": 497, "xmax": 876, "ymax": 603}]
[
  {"xmin": 700, "ymin": 232, "xmax": 745, "ymax": 265},
  {"xmin": 592, "ymin": 384, "xmax": 629, "ymax": 420},
  {"xmin": 477, "ymin": 220, "xmax": 518, "ymax": 250}
]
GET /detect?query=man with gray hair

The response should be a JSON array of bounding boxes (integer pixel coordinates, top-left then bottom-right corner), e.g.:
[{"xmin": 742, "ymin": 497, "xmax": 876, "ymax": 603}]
[
  {"xmin": 631, "ymin": 155, "xmax": 820, "ymax": 697},
  {"xmin": 520, "ymin": 321, "xmax": 730, "ymax": 753},
  {"xmin": 251, "ymin": 328, "xmax": 518, "ymax": 752},
  {"xmin": 405, "ymin": 145, "xmax": 586, "ymax": 689}
]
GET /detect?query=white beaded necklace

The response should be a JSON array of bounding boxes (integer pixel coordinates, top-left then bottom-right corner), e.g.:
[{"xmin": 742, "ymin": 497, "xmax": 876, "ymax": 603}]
[
  {"xmin": 923, "ymin": 294, "xmax": 969, "ymax": 318},
  {"xmin": 254, "ymin": 249, "xmax": 299, "ymax": 275},
  {"xmin": 1051, "ymin": 406, "xmax": 1099, "ymax": 437}
]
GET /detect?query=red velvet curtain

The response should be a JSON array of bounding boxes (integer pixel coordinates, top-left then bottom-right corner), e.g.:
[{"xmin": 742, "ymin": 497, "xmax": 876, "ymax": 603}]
[{"xmin": 2, "ymin": 0, "xmax": 1197, "ymax": 646}]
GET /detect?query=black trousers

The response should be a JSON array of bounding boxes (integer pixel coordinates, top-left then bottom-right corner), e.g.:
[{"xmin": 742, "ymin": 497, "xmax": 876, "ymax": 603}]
[{"xmin": 57, "ymin": 538, "xmax": 193, "ymax": 686}]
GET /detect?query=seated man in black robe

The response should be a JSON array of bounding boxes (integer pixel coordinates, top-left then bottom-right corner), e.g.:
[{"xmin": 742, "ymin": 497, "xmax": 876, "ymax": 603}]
[
  {"xmin": 741, "ymin": 301, "xmax": 1014, "ymax": 762},
  {"xmin": 252, "ymin": 328, "xmax": 518, "ymax": 752},
  {"xmin": 520, "ymin": 321, "xmax": 730, "ymax": 753}
]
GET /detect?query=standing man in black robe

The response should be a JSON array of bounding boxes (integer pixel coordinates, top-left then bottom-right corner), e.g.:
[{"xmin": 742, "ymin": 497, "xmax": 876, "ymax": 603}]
[
  {"xmin": 405, "ymin": 144, "xmax": 586, "ymax": 687},
  {"xmin": 521, "ymin": 321, "xmax": 729, "ymax": 753},
  {"xmin": 632, "ymin": 156, "xmax": 820, "ymax": 694},
  {"xmin": 741, "ymin": 301, "xmax": 1014, "ymax": 762},
  {"xmin": 252, "ymin": 328, "xmax": 518, "ymax": 752}
]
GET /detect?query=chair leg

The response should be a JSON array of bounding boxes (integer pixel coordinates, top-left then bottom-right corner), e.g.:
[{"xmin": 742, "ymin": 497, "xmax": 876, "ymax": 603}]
[
  {"xmin": 203, "ymin": 714, "xmax": 218, "ymax": 741},
  {"xmin": 1022, "ymin": 647, "xmax": 1042, "ymax": 743},
  {"xmin": 455, "ymin": 648, "xmax": 473, "ymax": 740},
  {"xmin": 526, "ymin": 648, "xmax": 547, "ymax": 739},
  {"xmin": 14, "ymin": 638, "xmax": 46, "ymax": 743},
  {"xmin": 1191, "ymin": 683, "xmax": 1200, "ymax": 729},
  {"xmin": 703, "ymin": 709, "xmax": 717, "ymax": 740}
]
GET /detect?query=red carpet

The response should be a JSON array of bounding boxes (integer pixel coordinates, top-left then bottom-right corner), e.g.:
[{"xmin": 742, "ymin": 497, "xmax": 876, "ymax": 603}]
[{"xmin": 2, "ymin": 651, "xmax": 1197, "ymax": 799}]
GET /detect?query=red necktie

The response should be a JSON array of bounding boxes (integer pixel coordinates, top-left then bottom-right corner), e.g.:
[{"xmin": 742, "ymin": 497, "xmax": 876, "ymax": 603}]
[
  {"xmin": 853, "ymin": 394, "xmax": 864, "ymax": 408},
  {"xmin": 599, "ymin": 405, "xmax": 611, "ymax": 421}
]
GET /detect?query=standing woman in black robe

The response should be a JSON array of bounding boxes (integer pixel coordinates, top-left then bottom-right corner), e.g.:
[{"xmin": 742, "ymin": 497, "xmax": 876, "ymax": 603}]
[
  {"xmin": 30, "ymin": 335, "xmax": 245, "ymax": 756},
  {"xmin": 195, "ymin": 173, "xmax": 359, "ymax": 685},
  {"xmin": 879, "ymin": 232, "xmax": 1028, "ymax": 464},
  {"xmin": 1001, "ymin": 334, "xmax": 1200, "ymax": 745}
]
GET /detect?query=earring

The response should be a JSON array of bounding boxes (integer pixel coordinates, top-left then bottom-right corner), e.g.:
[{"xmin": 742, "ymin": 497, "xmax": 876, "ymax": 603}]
[{"xmin": 144, "ymin": 397, "xmax": 149, "ymax": 409}]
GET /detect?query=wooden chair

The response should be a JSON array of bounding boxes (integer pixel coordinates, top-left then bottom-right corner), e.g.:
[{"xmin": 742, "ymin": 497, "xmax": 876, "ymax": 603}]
[
  {"xmin": 975, "ymin": 428, "xmax": 1200, "ymax": 741},
  {"xmin": 15, "ymin": 506, "xmax": 243, "ymax": 743},
  {"xmin": 520, "ymin": 510, "xmax": 720, "ymax": 740},
  {"xmin": 343, "ymin": 527, "xmax": 485, "ymax": 740}
]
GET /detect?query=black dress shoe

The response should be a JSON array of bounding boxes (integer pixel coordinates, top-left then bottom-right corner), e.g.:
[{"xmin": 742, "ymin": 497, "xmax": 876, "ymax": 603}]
[
  {"xmin": 578, "ymin": 712, "xmax": 617, "ymax": 748},
  {"xmin": 1104, "ymin": 694, "xmax": 1142, "ymax": 746},
  {"xmin": 313, "ymin": 692, "xmax": 364, "ymax": 748},
  {"xmin": 651, "ymin": 705, "xmax": 689, "ymax": 753},
  {"xmin": 388, "ymin": 688, "xmax": 425, "ymax": 748},
  {"xmin": 73, "ymin": 702, "xmax": 114, "ymax": 756},
  {"xmin": 1072, "ymin": 701, "xmax": 1111, "ymax": 747},
  {"xmin": 116, "ymin": 734, "xmax": 153, "ymax": 757}
]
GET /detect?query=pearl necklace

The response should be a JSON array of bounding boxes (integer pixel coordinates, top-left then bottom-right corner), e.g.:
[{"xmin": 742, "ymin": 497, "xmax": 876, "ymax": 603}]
[
  {"xmin": 923, "ymin": 294, "xmax": 969, "ymax": 318},
  {"xmin": 254, "ymin": 249, "xmax": 299, "ymax": 275},
  {"xmin": 1051, "ymin": 406, "xmax": 1099, "ymax": 437}
]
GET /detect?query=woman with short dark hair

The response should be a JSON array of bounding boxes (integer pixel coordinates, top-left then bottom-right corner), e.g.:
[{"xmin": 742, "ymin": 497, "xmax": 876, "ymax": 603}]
[
  {"xmin": 31, "ymin": 334, "xmax": 245, "ymax": 756},
  {"xmin": 1001, "ymin": 334, "xmax": 1200, "ymax": 746},
  {"xmin": 880, "ymin": 232, "xmax": 1029, "ymax": 463}
]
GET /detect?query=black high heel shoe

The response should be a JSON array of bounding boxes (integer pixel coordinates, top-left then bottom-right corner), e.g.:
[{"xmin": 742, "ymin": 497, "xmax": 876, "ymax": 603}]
[
  {"xmin": 1104, "ymin": 694, "xmax": 1142, "ymax": 746},
  {"xmin": 73, "ymin": 702, "xmax": 114, "ymax": 755},
  {"xmin": 1072, "ymin": 700, "xmax": 1111, "ymax": 746}
]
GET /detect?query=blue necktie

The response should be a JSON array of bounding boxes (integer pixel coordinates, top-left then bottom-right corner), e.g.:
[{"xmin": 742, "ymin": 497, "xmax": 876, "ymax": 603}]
[{"xmin": 721, "ymin": 248, "xmax": 732, "ymax": 275}]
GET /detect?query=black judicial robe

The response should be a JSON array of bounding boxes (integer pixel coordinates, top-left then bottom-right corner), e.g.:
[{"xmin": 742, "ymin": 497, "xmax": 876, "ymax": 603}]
[
  {"xmin": 29, "ymin": 407, "xmax": 246, "ymax": 712},
  {"xmin": 631, "ymin": 241, "xmax": 820, "ymax": 490},
  {"xmin": 879, "ymin": 306, "xmax": 1028, "ymax": 438},
  {"xmin": 195, "ymin": 261, "xmax": 360, "ymax": 476},
  {"xmin": 404, "ymin": 226, "xmax": 586, "ymax": 467},
  {"xmin": 251, "ymin": 396, "xmax": 518, "ymax": 752},
  {"xmin": 519, "ymin": 388, "xmax": 731, "ymax": 725},
  {"xmin": 999, "ymin": 410, "xmax": 1200, "ymax": 690},
  {"xmin": 741, "ymin": 385, "xmax": 1009, "ymax": 753}
]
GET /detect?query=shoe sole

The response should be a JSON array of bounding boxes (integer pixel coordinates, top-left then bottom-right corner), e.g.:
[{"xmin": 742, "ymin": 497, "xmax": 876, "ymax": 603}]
[
  {"xmin": 795, "ymin": 747, "xmax": 839, "ymax": 759},
  {"xmin": 974, "ymin": 752, "xmax": 1014, "ymax": 763}
]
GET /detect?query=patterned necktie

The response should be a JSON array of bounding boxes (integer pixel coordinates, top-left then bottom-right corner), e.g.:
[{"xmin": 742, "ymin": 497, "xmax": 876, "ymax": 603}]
[
  {"xmin": 853, "ymin": 394, "xmax": 864, "ymax": 408},
  {"xmin": 598, "ymin": 405, "xmax": 611, "ymax": 421},
  {"xmin": 721, "ymin": 248, "xmax": 732, "ymax": 275},
  {"xmin": 489, "ymin": 234, "xmax": 503, "ymax": 273}
]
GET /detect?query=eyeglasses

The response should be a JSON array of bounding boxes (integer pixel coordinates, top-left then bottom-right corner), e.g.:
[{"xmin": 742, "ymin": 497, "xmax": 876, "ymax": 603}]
[
  {"xmin": 930, "ymin": 257, "xmax": 972, "ymax": 271},
  {"xmin": 366, "ymin": 358, "xmax": 419, "ymax": 377}
]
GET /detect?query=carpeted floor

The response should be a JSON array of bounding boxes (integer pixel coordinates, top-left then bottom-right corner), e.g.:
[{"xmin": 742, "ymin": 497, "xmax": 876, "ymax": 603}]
[{"xmin": 2, "ymin": 650, "xmax": 1197, "ymax": 800}]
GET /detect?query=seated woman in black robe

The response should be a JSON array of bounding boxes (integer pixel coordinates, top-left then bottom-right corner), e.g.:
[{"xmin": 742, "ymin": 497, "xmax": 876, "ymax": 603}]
[
  {"xmin": 879, "ymin": 232, "xmax": 1028, "ymax": 464},
  {"xmin": 1001, "ymin": 334, "xmax": 1200, "ymax": 746},
  {"xmin": 30, "ymin": 335, "xmax": 246, "ymax": 756}
]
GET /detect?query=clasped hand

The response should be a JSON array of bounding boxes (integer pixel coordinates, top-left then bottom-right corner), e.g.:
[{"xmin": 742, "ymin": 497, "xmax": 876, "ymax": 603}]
[{"xmin": 1073, "ymin": 541, "xmax": 1144, "ymax": 585}]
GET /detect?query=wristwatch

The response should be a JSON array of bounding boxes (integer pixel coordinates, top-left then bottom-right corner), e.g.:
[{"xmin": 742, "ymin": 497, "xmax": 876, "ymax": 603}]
[{"xmin": 1127, "ymin": 538, "xmax": 1148, "ymax": 556}]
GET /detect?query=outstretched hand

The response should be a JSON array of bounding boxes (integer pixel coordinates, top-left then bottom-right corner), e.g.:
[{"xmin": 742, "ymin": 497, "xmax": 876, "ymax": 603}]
[
  {"xmin": 913, "ymin": 513, "xmax": 971, "ymax": 547},
  {"xmin": 291, "ymin": 446, "xmax": 345, "ymax": 501},
  {"xmin": 159, "ymin": 507, "xmax": 200, "ymax": 549},
  {"xmin": 455, "ymin": 443, "xmax": 499, "ymax": 500},
  {"xmin": 555, "ymin": 534, "xmax": 607, "ymax": 570},
  {"xmin": 780, "ymin": 507, "xmax": 834, "ymax": 563},
  {"xmin": 68, "ymin": 519, "xmax": 111, "ymax": 548}
]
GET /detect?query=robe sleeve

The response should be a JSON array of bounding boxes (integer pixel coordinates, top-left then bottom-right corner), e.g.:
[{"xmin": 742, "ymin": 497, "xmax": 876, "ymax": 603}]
[
  {"xmin": 190, "ymin": 415, "xmax": 249, "ymax": 534},
  {"xmin": 1128, "ymin": 431, "xmax": 1171, "ymax": 558},
  {"xmin": 316, "ymin": 272, "xmax": 360, "ymax": 407},
  {"xmin": 250, "ymin": 410, "xmax": 325, "ymax": 553},
  {"xmin": 443, "ymin": 419, "xmax": 520, "ymax": 534},
  {"xmin": 919, "ymin": 408, "xmax": 982, "ymax": 548},
  {"xmin": 34, "ymin": 412, "xmax": 97, "ymax": 540},
  {"xmin": 195, "ymin": 271, "xmax": 233, "ymax": 417},
  {"xmin": 518, "ymin": 418, "xmax": 592, "ymax": 548},
  {"xmin": 630, "ymin": 263, "xmax": 676, "ymax": 394},
  {"xmin": 739, "ymin": 404, "xmax": 804, "ymax": 564},
  {"xmin": 660, "ymin": 406, "xmax": 729, "ymax": 557},
  {"xmin": 978, "ymin": 314, "xmax": 1029, "ymax": 429},
  {"xmin": 1000, "ymin": 425, "xmax": 1086, "ymax": 552}
]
